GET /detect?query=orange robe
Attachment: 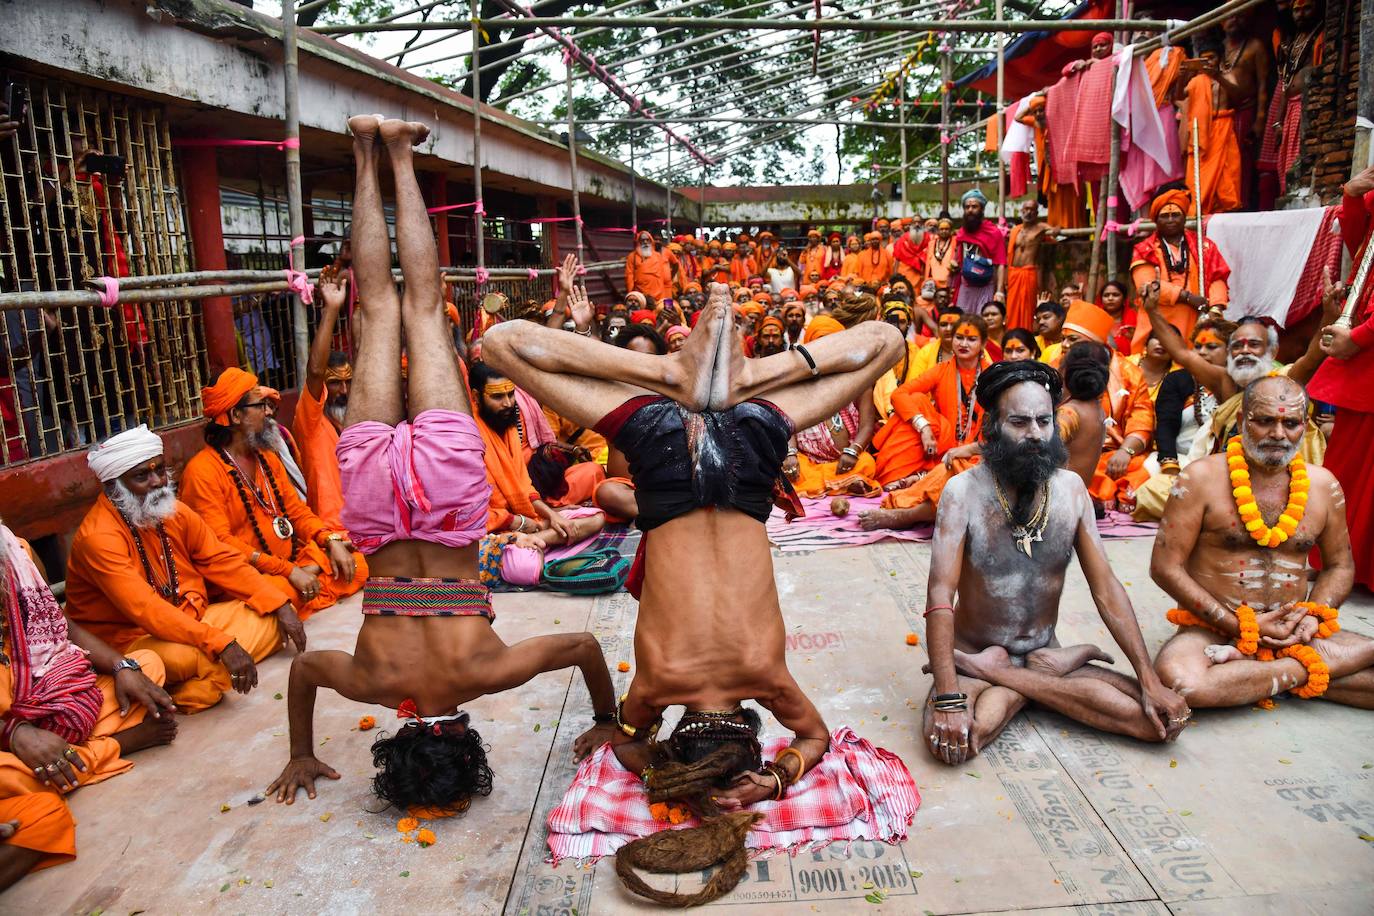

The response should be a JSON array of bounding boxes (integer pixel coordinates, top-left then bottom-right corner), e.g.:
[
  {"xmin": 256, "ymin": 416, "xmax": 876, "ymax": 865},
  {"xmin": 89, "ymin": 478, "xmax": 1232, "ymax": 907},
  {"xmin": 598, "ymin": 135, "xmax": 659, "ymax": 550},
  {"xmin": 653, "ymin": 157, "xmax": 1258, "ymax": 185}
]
[
  {"xmin": 839, "ymin": 251, "xmax": 862, "ymax": 279},
  {"xmin": 624, "ymin": 249, "xmax": 679, "ymax": 301},
  {"xmin": 65, "ymin": 497, "xmax": 290, "ymax": 712},
  {"xmin": 1129, "ymin": 231, "xmax": 1231, "ymax": 352},
  {"xmin": 1004, "ymin": 226, "xmax": 1040, "ymax": 331},
  {"xmin": 0, "ymin": 646, "xmax": 167, "ymax": 872},
  {"xmin": 475, "ymin": 414, "xmax": 603, "ymax": 532},
  {"xmin": 855, "ymin": 247, "xmax": 896, "ymax": 288},
  {"xmin": 543, "ymin": 407, "xmax": 610, "ymax": 466},
  {"xmin": 1022, "ymin": 111, "xmax": 1086, "ymax": 230},
  {"xmin": 798, "ymin": 245, "xmax": 827, "ymax": 283},
  {"xmin": 1182, "ymin": 75, "xmax": 1242, "ymax": 215},
  {"xmin": 729, "ymin": 254, "xmax": 757, "ymax": 284},
  {"xmin": 1087, "ymin": 354, "xmax": 1156, "ymax": 503},
  {"xmin": 923, "ymin": 237, "xmax": 958, "ymax": 289},
  {"xmin": 872, "ymin": 360, "xmax": 983, "ymax": 486},
  {"xmin": 291, "ymin": 383, "xmax": 343, "ymax": 529},
  {"xmin": 0, "ymin": 793, "xmax": 75, "ymax": 874},
  {"xmin": 179, "ymin": 447, "xmax": 366, "ymax": 618},
  {"xmin": 1144, "ymin": 47, "xmax": 1184, "ymax": 108}
]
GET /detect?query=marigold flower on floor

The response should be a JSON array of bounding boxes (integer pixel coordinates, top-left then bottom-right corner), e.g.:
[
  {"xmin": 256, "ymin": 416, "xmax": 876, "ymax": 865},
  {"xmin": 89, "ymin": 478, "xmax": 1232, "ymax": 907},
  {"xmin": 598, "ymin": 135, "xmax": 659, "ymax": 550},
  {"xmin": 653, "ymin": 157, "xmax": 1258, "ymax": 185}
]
[
  {"xmin": 416, "ymin": 828, "xmax": 437, "ymax": 847},
  {"xmin": 396, "ymin": 817, "xmax": 419, "ymax": 833},
  {"xmin": 358, "ymin": 715, "xmax": 376, "ymax": 731}
]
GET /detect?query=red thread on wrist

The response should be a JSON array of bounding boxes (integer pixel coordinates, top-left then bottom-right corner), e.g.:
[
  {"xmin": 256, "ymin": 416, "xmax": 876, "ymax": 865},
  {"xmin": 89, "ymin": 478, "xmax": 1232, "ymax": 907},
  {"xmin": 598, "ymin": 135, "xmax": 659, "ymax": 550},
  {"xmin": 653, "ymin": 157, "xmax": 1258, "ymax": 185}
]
[{"xmin": 924, "ymin": 604, "xmax": 954, "ymax": 618}]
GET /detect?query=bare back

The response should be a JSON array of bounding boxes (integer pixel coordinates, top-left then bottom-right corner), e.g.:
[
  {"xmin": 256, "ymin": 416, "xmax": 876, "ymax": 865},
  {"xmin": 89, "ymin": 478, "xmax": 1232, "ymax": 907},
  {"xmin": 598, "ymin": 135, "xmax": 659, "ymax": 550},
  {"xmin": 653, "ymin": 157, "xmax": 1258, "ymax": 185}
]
[
  {"xmin": 1058, "ymin": 400, "xmax": 1105, "ymax": 490},
  {"xmin": 349, "ymin": 613, "xmax": 508, "ymax": 709},
  {"xmin": 632, "ymin": 510, "xmax": 789, "ymax": 709},
  {"xmin": 945, "ymin": 466, "xmax": 1087, "ymax": 655}
]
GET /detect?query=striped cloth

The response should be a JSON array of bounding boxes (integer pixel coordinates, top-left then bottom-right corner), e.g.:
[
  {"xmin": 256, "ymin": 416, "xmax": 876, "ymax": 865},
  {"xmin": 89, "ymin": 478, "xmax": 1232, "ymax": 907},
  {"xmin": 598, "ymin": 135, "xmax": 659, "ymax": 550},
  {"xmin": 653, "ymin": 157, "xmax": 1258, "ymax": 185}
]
[
  {"xmin": 360, "ymin": 577, "xmax": 493, "ymax": 620},
  {"xmin": 546, "ymin": 728, "xmax": 919, "ymax": 864}
]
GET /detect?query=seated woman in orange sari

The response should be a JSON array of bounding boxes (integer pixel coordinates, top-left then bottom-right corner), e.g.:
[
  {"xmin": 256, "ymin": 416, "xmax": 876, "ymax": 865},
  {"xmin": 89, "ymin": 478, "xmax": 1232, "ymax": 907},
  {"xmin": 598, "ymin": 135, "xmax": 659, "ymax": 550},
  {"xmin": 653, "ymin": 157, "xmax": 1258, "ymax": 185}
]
[{"xmin": 860, "ymin": 316, "xmax": 990, "ymax": 529}]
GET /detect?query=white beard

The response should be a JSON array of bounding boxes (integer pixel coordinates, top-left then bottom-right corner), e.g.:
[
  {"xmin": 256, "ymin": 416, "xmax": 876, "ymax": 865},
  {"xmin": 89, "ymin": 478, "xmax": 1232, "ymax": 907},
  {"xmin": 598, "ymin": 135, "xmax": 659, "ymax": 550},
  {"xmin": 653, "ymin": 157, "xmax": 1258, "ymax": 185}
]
[
  {"xmin": 109, "ymin": 479, "xmax": 178, "ymax": 528},
  {"xmin": 325, "ymin": 403, "xmax": 347, "ymax": 428},
  {"xmin": 1241, "ymin": 425, "xmax": 1301, "ymax": 468},
  {"xmin": 1227, "ymin": 352, "xmax": 1271, "ymax": 388}
]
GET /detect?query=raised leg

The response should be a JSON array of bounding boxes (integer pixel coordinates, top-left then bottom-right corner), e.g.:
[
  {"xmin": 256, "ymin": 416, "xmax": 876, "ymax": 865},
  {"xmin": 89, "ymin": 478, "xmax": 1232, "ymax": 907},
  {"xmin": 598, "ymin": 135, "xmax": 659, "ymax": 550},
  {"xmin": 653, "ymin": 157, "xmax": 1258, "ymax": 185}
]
[
  {"xmin": 744, "ymin": 322, "xmax": 905, "ymax": 430},
  {"xmin": 378, "ymin": 119, "xmax": 469, "ymax": 420},
  {"xmin": 958, "ymin": 646, "xmax": 1167, "ymax": 742},
  {"xmin": 343, "ymin": 115, "xmax": 403, "ymax": 429},
  {"xmin": 1157, "ymin": 627, "xmax": 1374, "ymax": 709}
]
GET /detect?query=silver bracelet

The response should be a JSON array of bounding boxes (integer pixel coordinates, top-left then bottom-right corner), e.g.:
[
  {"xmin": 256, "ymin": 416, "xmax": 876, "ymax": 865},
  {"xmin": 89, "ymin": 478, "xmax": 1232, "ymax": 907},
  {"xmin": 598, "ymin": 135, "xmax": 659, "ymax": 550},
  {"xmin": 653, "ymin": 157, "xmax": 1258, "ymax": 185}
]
[
  {"xmin": 514, "ymin": 515, "xmax": 526, "ymax": 532},
  {"xmin": 575, "ymin": 326, "xmax": 593, "ymax": 337},
  {"xmin": 842, "ymin": 445, "xmax": 860, "ymax": 457},
  {"xmin": 913, "ymin": 416, "xmax": 930, "ymax": 433}
]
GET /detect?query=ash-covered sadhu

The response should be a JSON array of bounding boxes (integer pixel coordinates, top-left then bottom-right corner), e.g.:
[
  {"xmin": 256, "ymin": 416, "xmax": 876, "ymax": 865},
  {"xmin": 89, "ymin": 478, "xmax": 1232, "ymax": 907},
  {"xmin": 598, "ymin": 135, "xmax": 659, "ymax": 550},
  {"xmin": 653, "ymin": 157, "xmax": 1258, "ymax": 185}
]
[{"xmin": 921, "ymin": 360, "xmax": 1190, "ymax": 765}]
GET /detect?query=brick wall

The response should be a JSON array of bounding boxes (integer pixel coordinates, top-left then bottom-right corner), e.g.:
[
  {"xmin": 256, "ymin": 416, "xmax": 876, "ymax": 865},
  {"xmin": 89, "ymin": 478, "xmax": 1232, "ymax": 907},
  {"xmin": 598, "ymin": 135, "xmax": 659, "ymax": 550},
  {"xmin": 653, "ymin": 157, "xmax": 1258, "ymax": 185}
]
[{"xmin": 1294, "ymin": 0, "xmax": 1362, "ymax": 201}]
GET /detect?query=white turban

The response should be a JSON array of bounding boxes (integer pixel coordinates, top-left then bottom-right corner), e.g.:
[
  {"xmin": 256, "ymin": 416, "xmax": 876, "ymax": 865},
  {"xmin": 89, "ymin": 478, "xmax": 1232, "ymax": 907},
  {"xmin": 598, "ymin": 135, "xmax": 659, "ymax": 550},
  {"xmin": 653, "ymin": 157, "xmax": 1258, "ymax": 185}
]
[{"xmin": 87, "ymin": 425, "xmax": 164, "ymax": 483}]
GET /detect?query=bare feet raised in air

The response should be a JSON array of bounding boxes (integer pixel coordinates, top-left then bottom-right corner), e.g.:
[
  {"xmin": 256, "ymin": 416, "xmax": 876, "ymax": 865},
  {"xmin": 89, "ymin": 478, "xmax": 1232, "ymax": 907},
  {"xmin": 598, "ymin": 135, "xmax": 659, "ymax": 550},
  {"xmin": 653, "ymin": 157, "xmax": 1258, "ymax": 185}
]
[
  {"xmin": 1027, "ymin": 644, "xmax": 1114, "ymax": 676},
  {"xmin": 379, "ymin": 117, "xmax": 431, "ymax": 147},
  {"xmin": 347, "ymin": 113, "xmax": 383, "ymax": 145},
  {"xmin": 857, "ymin": 505, "xmax": 932, "ymax": 531},
  {"xmin": 113, "ymin": 715, "xmax": 179, "ymax": 756}
]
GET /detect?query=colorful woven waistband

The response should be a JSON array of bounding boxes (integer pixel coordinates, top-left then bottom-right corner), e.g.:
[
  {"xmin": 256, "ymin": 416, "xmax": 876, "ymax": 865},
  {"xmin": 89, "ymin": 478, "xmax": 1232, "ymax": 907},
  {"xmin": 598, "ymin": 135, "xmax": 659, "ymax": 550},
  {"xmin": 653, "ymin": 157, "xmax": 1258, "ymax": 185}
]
[{"xmin": 362, "ymin": 576, "xmax": 492, "ymax": 617}]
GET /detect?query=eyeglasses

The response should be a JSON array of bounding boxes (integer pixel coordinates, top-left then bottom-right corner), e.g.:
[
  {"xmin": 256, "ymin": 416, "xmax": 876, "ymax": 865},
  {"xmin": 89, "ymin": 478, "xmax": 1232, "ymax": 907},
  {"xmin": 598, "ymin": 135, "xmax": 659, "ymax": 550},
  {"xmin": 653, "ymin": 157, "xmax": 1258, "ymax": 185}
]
[{"xmin": 238, "ymin": 401, "xmax": 270, "ymax": 411}]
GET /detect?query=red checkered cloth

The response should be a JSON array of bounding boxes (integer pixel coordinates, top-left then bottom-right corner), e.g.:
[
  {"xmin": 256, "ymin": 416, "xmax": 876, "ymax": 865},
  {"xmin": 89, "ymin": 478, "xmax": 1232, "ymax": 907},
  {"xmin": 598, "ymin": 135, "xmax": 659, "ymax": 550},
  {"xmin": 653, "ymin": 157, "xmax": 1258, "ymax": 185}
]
[
  {"xmin": 1257, "ymin": 87, "xmax": 1284, "ymax": 170},
  {"xmin": 1276, "ymin": 93, "xmax": 1304, "ymax": 194},
  {"xmin": 1286, "ymin": 205, "xmax": 1343, "ymax": 327},
  {"xmin": 545, "ymin": 727, "xmax": 920, "ymax": 864},
  {"xmin": 1047, "ymin": 57, "xmax": 1115, "ymax": 189}
]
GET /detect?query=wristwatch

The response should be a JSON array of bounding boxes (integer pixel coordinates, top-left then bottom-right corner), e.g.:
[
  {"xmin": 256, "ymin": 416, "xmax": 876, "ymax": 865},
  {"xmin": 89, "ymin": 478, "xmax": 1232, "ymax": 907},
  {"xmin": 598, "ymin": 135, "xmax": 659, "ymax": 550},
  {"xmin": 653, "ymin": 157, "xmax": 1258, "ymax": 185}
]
[{"xmin": 113, "ymin": 657, "xmax": 142, "ymax": 674}]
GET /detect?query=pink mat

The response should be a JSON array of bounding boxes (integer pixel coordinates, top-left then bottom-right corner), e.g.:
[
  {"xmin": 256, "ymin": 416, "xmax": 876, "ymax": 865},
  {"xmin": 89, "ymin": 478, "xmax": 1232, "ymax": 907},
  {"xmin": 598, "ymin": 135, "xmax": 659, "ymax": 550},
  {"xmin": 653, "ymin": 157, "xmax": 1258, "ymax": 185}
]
[
  {"xmin": 546, "ymin": 728, "xmax": 919, "ymax": 864},
  {"xmin": 766, "ymin": 498, "xmax": 1157, "ymax": 553}
]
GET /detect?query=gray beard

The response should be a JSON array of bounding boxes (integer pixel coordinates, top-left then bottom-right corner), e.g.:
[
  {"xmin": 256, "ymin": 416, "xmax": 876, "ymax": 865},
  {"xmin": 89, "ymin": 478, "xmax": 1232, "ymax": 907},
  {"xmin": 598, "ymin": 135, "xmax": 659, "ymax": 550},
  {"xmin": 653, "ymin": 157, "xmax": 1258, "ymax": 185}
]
[
  {"xmin": 109, "ymin": 480, "xmax": 178, "ymax": 528},
  {"xmin": 1227, "ymin": 353, "xmax": 1271, "ymax": 388},
  {"xmin": 1241, "ymin": 425, "xmax": 1301, "ymax": 468},
  {"xmin": 325, "ymin": 403, "xmax": 347, "ymax": 427},
  {"xmin": 247, "ymin": 425, "xmax": 279, "ymax": 453}
]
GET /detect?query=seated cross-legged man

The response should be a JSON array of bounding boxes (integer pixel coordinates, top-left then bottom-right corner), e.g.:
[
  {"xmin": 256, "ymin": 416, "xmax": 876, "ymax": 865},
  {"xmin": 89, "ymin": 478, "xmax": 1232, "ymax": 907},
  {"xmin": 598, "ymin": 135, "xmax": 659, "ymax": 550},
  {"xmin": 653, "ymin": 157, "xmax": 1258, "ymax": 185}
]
[
  {"xmin": 0, "ymin": 522, "xmax": 176, "ymax": 890},
  {"xmin": 180, "ymin": 368, "xmax": 367, "ymax": 620},
  {"xmin": 1152, "ymin": 376, "xmax": 1373, "ymax": 709},
  {"xmin": 65, "ymin": 426, "xmax": 301, "ymax": 714},
  {"xmin": 922, "ymin": 360, "xmax": 1190, "ymax": 765},
  {"xmin": 267, "ymin": 116, "xmax": 618, "ymax": 813}
]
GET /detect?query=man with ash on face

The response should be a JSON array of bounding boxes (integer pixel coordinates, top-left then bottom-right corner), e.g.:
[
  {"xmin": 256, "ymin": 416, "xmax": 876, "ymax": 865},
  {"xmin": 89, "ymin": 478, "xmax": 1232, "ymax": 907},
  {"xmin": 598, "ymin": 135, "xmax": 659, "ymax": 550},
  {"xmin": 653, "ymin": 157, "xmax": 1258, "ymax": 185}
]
[{"xmin": 921, "ymin": 361, "xmax": 1190, "ymax": 765}]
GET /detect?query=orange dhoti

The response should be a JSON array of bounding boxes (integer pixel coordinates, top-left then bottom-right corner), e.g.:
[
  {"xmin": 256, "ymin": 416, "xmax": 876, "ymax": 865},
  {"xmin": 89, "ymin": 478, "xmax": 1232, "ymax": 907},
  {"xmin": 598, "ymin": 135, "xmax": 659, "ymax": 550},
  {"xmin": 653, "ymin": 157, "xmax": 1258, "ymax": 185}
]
[
  {"xmin": 1005, "ymin": 265, "xmax": 1039, "ymax": 331},
  {"xmin": 871, "ymin": 420, "xmax": 939, "ymax": 487},
  {"xmin": 0, "ymin": 649, "xmax": 167, "ymax": 874},
  {"xmin": 1089, "ymin": 451, "xmax": 1151, "ymax": 504},
  {"xmin": 880, "ymin": 457, "xmax": 979, "ymax": 510},
  {"xmin": 123, "ymin": 601, "xmax": 282, "ymax": 714},
  {"xmin": 261, "ymin": 540, "xmax": 368, "ymax": 618},
  {"xmin": 593, "ymin": 476, "xmax": 637, "ymax": 524},
  {"xmin": 546, "ymin": 461, "xmax": 606, "ymax": 510},
  {"xmin": 792, "ymin": 453, "xmax": 880, "ymax": 499},
  {"xmin": 0, "ymin": 793, "xmax": 75, "ymax": 874}
]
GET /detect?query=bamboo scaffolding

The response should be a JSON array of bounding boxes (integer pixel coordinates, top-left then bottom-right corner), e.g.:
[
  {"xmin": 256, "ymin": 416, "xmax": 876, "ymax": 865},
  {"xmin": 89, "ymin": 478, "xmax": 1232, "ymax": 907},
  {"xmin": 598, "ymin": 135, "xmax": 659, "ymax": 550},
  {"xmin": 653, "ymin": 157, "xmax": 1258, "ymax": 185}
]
[{"xmin": 312, "ymin": 17, "xmax": 1169, "ymax": 37}]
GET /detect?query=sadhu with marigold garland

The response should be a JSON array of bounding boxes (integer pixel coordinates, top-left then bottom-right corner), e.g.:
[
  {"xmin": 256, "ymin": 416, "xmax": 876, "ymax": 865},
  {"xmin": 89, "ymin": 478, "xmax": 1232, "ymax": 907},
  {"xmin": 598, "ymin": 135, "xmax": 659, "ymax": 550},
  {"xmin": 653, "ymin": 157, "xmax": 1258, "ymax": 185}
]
[{"xmin": 1152, "ymin": 375, "xmax": 1374, "ymax": 708}]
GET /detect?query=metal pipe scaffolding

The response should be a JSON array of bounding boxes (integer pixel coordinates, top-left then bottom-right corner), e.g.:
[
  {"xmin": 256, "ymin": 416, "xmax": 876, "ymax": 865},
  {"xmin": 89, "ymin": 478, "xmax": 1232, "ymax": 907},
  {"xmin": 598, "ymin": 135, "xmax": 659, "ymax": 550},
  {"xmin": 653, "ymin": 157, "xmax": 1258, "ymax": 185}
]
[
  {"xmin": 470, "ymin": 0, "xmax": 486, "ymax": 279},
  {"xmin": 282, "ymin": 0, "xmax": 310, "ymax": 381},
  {"xmin": 312, "ymin": 16, "xmax": 1170, "ymax": 37}
]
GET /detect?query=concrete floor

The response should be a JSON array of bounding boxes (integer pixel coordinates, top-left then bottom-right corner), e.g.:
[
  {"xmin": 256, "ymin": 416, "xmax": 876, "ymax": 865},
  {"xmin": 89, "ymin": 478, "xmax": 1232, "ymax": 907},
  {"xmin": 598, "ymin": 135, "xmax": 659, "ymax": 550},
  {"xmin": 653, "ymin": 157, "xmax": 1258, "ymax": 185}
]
[{"xmin": 9, "ymin": 537, "xmax": 1374, "ymax": 915}]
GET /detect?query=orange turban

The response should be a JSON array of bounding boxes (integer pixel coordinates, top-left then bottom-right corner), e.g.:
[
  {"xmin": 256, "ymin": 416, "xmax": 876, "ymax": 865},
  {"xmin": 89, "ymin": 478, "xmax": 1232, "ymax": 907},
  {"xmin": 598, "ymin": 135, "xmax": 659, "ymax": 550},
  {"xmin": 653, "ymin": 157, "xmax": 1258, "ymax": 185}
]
[
  {"xmin": 779, "ymin": 287, "xmax": 798, "ymax": 300},
  {"xmin": 799, "ymin": 285, "xmax": 818, "ymax": 298},
  {"xmin": 201, "ymin": 367, "xmax": 259, "ymax": 425},
  {"xmin": 631, "ymin": 309, "xmax": 656, "ymax": 325},
  {"xmin": 803, "ymin": 315, "xmax": 845, "ymax": 342},
  {"xmin": 684, "ymin": 281, "xmax": 702, "ymax": 293},
  {"xmin": 875, "ymin": 219, "xmax": 890, "ymax": 229},
  {"xmin": 753, "ymin": 291, "xmax": 774, "ymax": 304},
  {"xmin": 741, "ymin": 302, "xmax": 765, "ymax": 317},
  {"xmin": 807, "ymin": 228, "xmax": 822, "ymax": 238},
  {"xmin": 258, "ymin": 386, "xmax": 281, "ymax": 405},
  {"xmin": 1149, "ymin": 188, "xmax": 1192, "ymax": 221},
  {"xmin": 864, "ymin": 231, "xmax": 882, "ymax": 242},
  {"xmin": 758, "ymin": 316, "xmax": 785, "ymax": 334},
  {"xmin": 1063, "ymin": 300, "xmax": 1114, "ymax": 344}
]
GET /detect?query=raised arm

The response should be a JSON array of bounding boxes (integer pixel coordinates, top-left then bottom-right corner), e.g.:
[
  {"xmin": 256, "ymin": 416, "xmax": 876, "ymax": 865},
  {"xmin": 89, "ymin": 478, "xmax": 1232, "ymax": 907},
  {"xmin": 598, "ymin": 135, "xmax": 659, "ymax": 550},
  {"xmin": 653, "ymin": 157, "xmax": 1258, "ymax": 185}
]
[
  {"xmin": 1140, "ymin": 280, "xmax": 1228, "ymax": 392},
  {"xmin": 1073, "ymin": 480, "xmax": 1186, "ymax": 739},
  {"xmin": 1288, "ymin": 267, "xmax": 1343, "ymax": 386},
  {"xmin": 305, "ymin": 276, "xmax": 346, "ymax": 400}
]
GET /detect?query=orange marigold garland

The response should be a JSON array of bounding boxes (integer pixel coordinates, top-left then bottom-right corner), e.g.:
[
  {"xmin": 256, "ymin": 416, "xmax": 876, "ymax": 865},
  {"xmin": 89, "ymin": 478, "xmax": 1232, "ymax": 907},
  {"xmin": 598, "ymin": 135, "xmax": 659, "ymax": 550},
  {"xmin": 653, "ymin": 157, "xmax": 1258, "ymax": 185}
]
[
  {"xmin": 1226, "ymin": 436, "xmax": 1308, "ymax": 548},
  {"xmin": 1164, "ymin": 603, "xmax": 1338, "ymax": 698}
]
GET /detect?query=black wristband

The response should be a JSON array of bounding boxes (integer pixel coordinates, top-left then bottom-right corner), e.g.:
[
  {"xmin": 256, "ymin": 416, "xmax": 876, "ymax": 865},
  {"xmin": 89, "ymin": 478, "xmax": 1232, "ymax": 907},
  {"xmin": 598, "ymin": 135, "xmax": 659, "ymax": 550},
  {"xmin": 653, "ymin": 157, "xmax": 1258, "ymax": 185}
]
[
  {"xmin": 795, "ymin": 344, "xmax": 819, "ymax": 376},
  {"xmin": 934, "ymin": 692, "xmax": 968, "ymax": 703},
  {"xmin": 592, "ymin": 711, "xmax": 615, "ymax": 725}
]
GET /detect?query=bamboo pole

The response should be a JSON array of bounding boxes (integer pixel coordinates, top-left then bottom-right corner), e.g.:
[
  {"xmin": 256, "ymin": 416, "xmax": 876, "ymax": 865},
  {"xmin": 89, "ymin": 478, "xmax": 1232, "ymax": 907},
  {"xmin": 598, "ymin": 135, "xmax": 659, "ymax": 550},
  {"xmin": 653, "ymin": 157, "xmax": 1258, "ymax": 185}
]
[
  {"xmin": 565, "ymin": 58, "xmax": 584, "ymax": 259},
  {"xmin": 940, "ymin": 48, "xmax": 951, "ymax": 214},
  {"xmin": 899, "ymin": 69, "xmax": 908, "ymax": 218},
  {"xmin": 630, "ymin": 136, "xmax": 638, "ymax": 232},
  {"xmin": 313, "ymin": 17, "xmax": 1169, "ymax": 37},
  {"xmin": 665, "ymin": 136, "xmax": 673, "ymax": 236},
  {"xmin": 1192, "ymin": 117, "xmax": 1206, "ymax": 299},
  {"xmin": 1087, "ymin": 175, "xmax": 1108, "ymax": 294},
  {"xmin": 282, "ymin": 0, "xmax": 310, "ymax": 380},
  {"xmin": 1104, "ymin": 1, "xmax": 1124, "ymax": 285},
  {"xmin": 471, "ymin": 0, "xmax": 486, "ymax": 276},
  {"xmin": 531, "ymin": 116, "xmax": 943, "ymax": 129}
]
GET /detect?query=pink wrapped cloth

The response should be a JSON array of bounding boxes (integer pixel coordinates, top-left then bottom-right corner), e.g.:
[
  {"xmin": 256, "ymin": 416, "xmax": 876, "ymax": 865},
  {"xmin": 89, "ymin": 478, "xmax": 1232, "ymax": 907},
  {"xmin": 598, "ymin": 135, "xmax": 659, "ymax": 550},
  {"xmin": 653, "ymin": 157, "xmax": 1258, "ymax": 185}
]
[
  {"xmin": 338, "ymin": 409, "xmax": 490, "ymax": 554},
  {"xmin": 546, "ymin": 728, "xmax": 920, "ymax": 863}
]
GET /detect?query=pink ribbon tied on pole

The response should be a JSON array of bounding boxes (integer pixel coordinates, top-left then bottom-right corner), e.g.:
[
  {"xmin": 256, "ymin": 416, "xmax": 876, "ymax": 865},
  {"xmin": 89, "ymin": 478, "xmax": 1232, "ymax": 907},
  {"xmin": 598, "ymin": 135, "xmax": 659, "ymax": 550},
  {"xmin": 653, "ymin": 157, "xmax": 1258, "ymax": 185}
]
[
  {"xmin": 528, "ymin": 268, "xmax": 539, "ymax": 281},
  {"xmin": 284, "ymin": 269, "xmax": 314, "ymax": 305},
  {"xmin": 474, "ymin": 267, "xmax": 490, "ymax": 286},
  {"xmin": 575, "ymin": 265, "xmax": 587, "ymax": 277},
  {"xmin": 93, "ymin": 276, "xmax": 120, "ymax": 308},
  {"xmin": 473, "ymin": 200, "xmax": 486, "ymax": 217}
]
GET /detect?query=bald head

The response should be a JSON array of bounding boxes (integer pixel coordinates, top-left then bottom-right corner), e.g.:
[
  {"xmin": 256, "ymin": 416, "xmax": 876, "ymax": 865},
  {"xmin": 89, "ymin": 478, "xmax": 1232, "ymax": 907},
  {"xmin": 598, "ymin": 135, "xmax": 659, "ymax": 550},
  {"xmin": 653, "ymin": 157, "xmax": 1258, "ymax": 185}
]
[{"xmin": 1240, "ymin": 375, "xmax": 1308, "ymax": 468}]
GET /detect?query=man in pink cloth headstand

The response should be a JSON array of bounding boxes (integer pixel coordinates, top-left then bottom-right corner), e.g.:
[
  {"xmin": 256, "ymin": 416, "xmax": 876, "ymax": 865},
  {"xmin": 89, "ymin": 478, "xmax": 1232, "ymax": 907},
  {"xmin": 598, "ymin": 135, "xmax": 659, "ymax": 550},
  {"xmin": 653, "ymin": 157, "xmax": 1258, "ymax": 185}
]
[{"xmin": 267, "ymin": 115, "xmax": 616, "ymax": 814}]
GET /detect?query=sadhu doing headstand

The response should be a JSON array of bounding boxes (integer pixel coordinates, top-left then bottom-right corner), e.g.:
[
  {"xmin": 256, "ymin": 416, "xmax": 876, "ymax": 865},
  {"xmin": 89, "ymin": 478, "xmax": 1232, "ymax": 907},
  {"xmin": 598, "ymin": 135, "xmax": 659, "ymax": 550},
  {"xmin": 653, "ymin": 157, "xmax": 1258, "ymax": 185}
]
[
  {"xmin": 268, "ymin": 116, "xmax": 616, "ymax": 811},
  {"xmin": 482, "ymin": 267, "xmax": 904, "ymax": 814}
]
